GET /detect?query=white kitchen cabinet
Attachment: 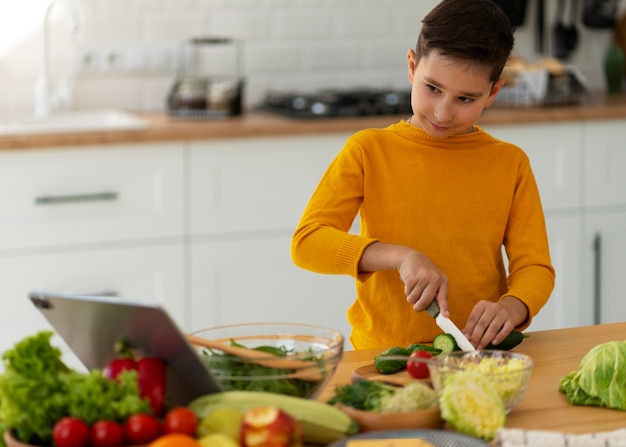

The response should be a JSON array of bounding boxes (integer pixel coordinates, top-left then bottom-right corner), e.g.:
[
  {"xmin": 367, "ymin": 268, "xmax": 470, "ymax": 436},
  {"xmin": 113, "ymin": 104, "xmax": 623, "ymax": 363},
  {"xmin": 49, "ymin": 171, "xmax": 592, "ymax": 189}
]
[
  {"xmin": 483, "ymin": 122, "xmax": 583, "ymax": 211},
  {"xmin": 527, "ymin": 215, "xmax": 582, "ymax": 331},
  {"xmin": 581, "ymin": 119, "xmax": 626, "ymax": 325},
  {"xmin": 0, "ymin": 242, "xmax": 185, "ymax": 369},
  {"xmin": 190, "ymin": 235, "xmax": 354, "ymax": 342},
  {"xmin": 582, "ymin": 119, "xmax": 626, "ymax": 208},
  {"xmin": 0, "ymin": 141, "xmax": 188, "ymax": 362},
  {"xmin": 582, "ymin": 212, "xmax": 626, "ymax": 325},
  {"xmin": 0, "ymin": 143, "xmax": 185, "ymax": 252},
  {"xmin": 189, "ymin": 134, "xmax": 351, "ymax": 234}
]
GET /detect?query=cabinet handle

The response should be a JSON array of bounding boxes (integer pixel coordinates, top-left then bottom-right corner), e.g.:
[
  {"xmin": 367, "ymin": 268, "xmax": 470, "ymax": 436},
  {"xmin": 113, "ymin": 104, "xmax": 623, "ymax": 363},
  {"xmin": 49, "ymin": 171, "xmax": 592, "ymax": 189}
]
[
  {"xmin": 593, "ymin": 232, "xmax": 602, "ymax": 325},
  {"xmin": 34, "ymin": 191, "xmax": 119, "ymax": 205}
]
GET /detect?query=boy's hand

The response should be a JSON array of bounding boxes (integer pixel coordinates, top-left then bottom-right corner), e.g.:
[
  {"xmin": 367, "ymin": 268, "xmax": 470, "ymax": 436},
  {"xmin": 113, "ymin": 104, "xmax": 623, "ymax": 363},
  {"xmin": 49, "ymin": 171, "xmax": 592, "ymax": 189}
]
[
  {"xmin": 397, "ymin": 249, "xmax": 449, "ymax": 315},
  {"xmin": 463, "ymin": 297, "xmax": 528, "ymax": 349},
  {"xmin": 358, "ymin": 242, "xmax": 449, "ymax": 315}
]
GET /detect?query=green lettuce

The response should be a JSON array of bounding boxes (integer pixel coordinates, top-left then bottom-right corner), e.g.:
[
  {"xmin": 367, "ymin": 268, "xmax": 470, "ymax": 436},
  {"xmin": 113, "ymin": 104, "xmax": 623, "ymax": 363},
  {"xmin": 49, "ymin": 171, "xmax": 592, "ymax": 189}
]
[{"xmin": 559, "ymin": 340, "xmax": 626, "ymax": 410}]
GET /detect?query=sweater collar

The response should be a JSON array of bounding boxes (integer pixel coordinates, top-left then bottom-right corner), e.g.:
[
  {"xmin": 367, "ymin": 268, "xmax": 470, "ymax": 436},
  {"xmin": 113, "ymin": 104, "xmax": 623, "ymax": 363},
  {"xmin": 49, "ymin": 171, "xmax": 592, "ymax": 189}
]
[{"xmin": 393, "ymin": 119, "xmax": 488, "ymax": 144}]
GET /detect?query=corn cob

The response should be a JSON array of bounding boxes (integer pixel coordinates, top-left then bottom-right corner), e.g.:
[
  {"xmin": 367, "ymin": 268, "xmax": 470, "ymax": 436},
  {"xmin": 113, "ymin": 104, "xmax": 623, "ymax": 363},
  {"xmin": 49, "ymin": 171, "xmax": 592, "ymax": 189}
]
[{"xmin": 189, "ymin": 390, "xmax": 359, "ymax": 445}]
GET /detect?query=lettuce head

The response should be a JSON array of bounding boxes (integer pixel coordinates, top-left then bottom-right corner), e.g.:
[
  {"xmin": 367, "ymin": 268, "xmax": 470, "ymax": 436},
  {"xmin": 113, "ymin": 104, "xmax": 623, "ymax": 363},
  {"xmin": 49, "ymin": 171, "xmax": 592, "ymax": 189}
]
[
  {"xmin": 439, "ymin": 370, "xmax": 506, "ymax": 440},
  {"xmin": 559, "ymin": 340, "xmax": 626, "ymax": 410}
]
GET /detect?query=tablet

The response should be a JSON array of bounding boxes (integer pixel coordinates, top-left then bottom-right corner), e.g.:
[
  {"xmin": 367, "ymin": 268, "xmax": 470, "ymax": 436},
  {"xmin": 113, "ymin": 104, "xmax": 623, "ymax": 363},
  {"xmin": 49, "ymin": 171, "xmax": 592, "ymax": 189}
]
[{"xmin": 28, "ymin": 291, "xmax": 223, "ymax": 408}]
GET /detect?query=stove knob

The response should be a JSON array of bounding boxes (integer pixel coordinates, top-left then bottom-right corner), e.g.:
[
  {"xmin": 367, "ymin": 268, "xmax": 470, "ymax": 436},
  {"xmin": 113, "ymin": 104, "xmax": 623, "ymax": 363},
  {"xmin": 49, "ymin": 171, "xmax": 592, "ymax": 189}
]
[
  {"xmin": 311, "ymin": 102, "xmax": 329, "ymax": 116},
  {"xmin": 292, "ymin": 96, "xmax": 307, "ymax": 110}
]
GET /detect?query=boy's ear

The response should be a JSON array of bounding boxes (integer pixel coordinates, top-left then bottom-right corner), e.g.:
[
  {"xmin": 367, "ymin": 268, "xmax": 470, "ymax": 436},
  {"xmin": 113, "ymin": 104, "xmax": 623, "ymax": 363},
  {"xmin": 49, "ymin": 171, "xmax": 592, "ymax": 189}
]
[
  {"xmin": 407, "ymin": 49, "xmax": 417, "ymax": 83},
  {"xmin": 485, "ymin": 78, "xmax": 506, "ymax": 107}
]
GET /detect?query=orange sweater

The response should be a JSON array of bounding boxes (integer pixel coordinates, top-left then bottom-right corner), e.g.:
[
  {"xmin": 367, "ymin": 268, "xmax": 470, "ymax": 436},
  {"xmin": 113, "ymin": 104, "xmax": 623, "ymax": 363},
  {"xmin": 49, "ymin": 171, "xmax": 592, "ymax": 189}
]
[{"xmin": 291, "ymin": 120, "xmax": 555, "ymax": 349}]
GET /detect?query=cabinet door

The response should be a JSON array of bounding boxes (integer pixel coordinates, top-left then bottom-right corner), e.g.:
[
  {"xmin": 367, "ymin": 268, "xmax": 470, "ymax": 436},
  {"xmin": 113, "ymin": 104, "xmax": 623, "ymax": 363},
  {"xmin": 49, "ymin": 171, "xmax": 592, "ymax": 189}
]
[
  {"xmin": 0, "ymin": 243, "xmax": 186, "ymax": 368},
  {"xmin": 0, "ymin": 143, "xmax": 185, "ymax": 251},
  {"xmin": 583, "ymin": 212, "xmax": 626, "ymax": 325},
  {"xmin": 483, "ymin": 122, "xmax": 582, "ymax": 211},
  {"xmin": 582, "ymin": 119, "xmax": 626, "ymax": 207},
  {"xmin": 527, "ymin": 215, "xmax": 582, "ymax": 331},
  {"xmin": 190, "ymin": 236, "xmax": 354, "ymax": 347},
  {"xmin": 189, "ymin": 134, "xmax": 350, "ymax": 235}
]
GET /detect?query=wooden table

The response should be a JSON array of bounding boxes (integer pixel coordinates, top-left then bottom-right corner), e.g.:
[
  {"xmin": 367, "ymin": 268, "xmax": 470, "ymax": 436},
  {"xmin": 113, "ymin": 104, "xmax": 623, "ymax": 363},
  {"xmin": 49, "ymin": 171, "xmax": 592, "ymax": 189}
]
[{"xmin": 319, "ymin": 322, "xmax": 626, "ymax": 434}]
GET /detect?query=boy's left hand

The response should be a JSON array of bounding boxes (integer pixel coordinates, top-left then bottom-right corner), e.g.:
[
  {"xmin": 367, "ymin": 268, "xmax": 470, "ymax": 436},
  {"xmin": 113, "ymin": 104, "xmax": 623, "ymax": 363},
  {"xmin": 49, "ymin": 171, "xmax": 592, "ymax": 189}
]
[{"xmin": 463, "ymin": 297, "xmax": 528, "ymax": 350}]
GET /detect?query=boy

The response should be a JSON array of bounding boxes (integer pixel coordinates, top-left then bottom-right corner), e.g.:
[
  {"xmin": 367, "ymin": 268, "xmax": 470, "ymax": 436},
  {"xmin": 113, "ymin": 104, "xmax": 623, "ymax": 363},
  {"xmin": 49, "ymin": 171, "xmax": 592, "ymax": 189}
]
[{"xmin": 291, "ymin": 0, "xmax": 555, "ymax": 350}]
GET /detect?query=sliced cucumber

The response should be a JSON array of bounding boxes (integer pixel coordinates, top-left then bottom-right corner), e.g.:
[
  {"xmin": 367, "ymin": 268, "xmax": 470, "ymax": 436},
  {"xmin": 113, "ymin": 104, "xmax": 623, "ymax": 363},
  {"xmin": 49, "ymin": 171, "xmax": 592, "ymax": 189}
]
[{"xmin": 433, "ymin": 333, "xmax": 460, "ymax": 353}]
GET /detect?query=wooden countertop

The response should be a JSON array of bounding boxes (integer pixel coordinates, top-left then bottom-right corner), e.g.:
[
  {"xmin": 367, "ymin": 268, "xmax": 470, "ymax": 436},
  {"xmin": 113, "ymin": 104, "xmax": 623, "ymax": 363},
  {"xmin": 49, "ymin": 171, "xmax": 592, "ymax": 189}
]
[
  {"xmin": 319, "ymin": 322, "xmax": 626, "ymax": 435},
  {"xmin": 2, "ymin": 93, "xmax": 626, "ymax": 152}
]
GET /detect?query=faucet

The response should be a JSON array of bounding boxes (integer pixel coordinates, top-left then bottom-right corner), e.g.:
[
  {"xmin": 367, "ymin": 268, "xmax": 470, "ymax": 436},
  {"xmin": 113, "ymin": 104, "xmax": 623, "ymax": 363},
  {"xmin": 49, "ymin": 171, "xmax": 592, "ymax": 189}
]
[{"xmin": 34, "ymin": 0, "xmax": 80, "ymax": 118}]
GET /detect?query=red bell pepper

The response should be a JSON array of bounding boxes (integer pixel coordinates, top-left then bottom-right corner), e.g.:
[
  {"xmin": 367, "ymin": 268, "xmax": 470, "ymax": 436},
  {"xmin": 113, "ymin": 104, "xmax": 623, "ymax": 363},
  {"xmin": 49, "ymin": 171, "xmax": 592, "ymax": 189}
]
[{"xmin": 103, "ymin": 340, "xmax": 167, "ymax": 416}]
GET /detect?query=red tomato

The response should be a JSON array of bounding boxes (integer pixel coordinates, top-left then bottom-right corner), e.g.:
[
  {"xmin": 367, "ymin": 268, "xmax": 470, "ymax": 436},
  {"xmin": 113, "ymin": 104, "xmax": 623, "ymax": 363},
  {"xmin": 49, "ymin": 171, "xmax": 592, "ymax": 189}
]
[
  {"xmin": 406, "ymin": 350, "xmax": 433, "ymax": 379},
  {"xmin": 91, "ymin": 420, "xmax": 125, "ymax": 447},
  {"xmin": 53, "ymin": 417, "xmax": 90, "ymax": 447},
  {"xmin": 163, "ymin": 407, "xmax": 198, "ymax": 436},
  {"xmin": 124, "ymin": 413, "xmax": 163, "ymax": 445}
]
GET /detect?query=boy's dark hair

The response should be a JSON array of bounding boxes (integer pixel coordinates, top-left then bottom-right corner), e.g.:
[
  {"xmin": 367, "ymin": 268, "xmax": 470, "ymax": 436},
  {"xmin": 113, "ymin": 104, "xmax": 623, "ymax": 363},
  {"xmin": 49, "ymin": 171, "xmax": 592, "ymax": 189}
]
[{"xmin": 415, "ymin": 0, "xmax": 515, "ymax": 85}]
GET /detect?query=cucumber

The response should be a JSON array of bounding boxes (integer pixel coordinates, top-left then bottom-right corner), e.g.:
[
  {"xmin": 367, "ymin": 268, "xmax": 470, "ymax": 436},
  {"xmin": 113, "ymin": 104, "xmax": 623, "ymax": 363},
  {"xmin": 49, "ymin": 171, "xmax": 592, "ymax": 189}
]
[
  {"xmin": 486, "ymin": 330, "xmax": 526, "ymax": 350},
  {"xmin": 374, "ymin": 346, "xmax": 412, "ymax": 374},
  {"xmin": 407, "ymin": 343, "xmax": 442, "ymax": 355},
  {"xmin": 433, "ymin": 333, "xmax": 459, "ymax": 353}
]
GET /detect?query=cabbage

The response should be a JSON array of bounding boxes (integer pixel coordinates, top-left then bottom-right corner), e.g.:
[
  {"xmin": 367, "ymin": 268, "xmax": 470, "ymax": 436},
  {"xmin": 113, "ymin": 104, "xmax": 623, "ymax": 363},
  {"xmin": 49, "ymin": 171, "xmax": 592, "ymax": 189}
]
[
  {"xmin": 438, "ymin": 370, "xmax": 506, "ymax": 440},
  {"xmin": 559, "ymin": 340, "xmax": 626, "ymax": 410},
  {"xmin": 379, "ymin": 381, "xmax": 438, "ymax": 413}
]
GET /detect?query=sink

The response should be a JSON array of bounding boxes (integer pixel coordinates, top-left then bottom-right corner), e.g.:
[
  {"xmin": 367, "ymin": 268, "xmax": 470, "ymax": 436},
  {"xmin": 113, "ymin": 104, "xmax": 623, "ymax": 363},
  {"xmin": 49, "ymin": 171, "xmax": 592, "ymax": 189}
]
[{"xmin": 0, "ymin": 110, "xmax": 149, "ymax": 136}]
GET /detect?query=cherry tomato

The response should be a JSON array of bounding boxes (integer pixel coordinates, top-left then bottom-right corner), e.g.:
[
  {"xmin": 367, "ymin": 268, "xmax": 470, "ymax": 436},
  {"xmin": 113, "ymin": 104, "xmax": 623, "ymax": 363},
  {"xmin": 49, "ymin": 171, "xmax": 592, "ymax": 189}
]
[
  {"xmin": 53, "ymin": 417, "xmax": 90, "ymax": 447},
  {"xmin": 124, "ymin": 413, "xmax": 162, "ymax": 445},
  {"xmin": 406, "ymin": 350, "xmax": 433, "ymax": 379},
  {"xmin": 91, "ymin": 420, "xmax": 125, "ymax": 447},
  {"xmin": 163, "ymin": 407, "xmax": 198, "ymax": 436}
]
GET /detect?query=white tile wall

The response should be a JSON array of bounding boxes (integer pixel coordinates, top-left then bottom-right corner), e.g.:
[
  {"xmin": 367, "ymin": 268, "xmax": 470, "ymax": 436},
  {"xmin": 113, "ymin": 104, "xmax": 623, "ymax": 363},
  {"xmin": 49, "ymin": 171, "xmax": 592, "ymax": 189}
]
[{"xmin": 0, "ymin": 0, "xmax": 624, "ymax": 115}]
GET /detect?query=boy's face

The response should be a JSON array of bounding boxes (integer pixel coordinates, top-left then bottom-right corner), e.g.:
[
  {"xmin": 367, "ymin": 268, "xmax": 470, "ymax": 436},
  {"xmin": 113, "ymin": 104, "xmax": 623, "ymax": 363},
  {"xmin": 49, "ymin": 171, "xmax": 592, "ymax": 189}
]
[{"xmin": 407, "ymin": 49, "xmax": 504, "ymax": 138}]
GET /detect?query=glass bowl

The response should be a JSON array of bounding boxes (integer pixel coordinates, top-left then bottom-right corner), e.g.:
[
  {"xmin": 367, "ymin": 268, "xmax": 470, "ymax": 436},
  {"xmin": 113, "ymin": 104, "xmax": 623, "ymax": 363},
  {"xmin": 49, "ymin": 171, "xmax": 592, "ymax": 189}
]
[
  {"xmin": 189, "ymin": 322, "xmax": 344, "ymax": 399},
  {"xmin": 426, "ymin": 350, "xmax": 533, "ymax": 413}
]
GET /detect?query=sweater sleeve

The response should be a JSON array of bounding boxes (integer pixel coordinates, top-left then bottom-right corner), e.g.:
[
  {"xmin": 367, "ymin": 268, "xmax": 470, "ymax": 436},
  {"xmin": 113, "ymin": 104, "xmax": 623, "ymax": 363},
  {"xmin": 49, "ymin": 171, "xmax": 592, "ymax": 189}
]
[
  {"xmin": 503, "ymin": 153, "xmax": 556, "ymax": 328},
  {"xmin": 291, "ymin": 137, "xmax": 378, "ymax": 279}
]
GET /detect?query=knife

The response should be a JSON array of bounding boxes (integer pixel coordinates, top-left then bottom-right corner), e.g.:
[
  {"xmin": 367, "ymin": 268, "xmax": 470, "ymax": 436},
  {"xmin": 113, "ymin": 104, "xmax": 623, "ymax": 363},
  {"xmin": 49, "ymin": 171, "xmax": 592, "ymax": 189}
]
[{"xmin": 426, "ymin": 301, "xmax": 476, "ymax": 352}]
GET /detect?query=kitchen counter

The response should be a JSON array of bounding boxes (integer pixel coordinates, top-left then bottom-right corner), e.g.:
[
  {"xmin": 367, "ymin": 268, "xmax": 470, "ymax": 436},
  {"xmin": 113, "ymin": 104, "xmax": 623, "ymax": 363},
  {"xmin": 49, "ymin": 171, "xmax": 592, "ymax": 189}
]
[
  {"xmin": 319, "ymin": 322, "xmax": 626, "ymax": 434},
  {"xmin": 2, "ymin": 93, "xmax": 626, "ymax": 151}
]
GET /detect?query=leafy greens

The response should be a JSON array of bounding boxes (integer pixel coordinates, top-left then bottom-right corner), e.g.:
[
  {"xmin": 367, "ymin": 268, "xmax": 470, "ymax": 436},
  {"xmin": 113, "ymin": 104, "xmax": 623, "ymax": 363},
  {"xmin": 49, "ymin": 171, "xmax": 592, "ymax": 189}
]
[
  {"xmin": 0, "ymin": 331, "xmax": 151, "ymax": 446},
  {"xmin": 559, "ymin": 340, "xmax": 626, "ymax": 410}
]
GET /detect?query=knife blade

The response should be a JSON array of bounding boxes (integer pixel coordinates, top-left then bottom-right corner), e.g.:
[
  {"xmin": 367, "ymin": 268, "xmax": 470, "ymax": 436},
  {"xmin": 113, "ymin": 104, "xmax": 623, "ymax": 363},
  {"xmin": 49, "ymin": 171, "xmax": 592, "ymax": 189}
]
[{"xmin": 425, "ymin": 301, "xmax": 476, "ymax": 352}]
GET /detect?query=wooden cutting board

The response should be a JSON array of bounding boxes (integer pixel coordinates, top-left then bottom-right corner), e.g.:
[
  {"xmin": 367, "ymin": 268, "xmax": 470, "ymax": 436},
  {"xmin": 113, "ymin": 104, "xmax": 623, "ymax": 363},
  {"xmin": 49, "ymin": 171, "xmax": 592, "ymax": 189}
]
[{"xmin": 351, "ymin": 363, "xmax": 418, "ymax": 387}]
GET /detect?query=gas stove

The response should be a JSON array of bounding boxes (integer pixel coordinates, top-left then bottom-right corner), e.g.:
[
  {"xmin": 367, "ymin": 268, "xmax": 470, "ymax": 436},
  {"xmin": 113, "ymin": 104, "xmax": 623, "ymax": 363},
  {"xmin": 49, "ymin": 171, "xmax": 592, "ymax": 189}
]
[{"xmin": 259, "ymin": 88, "xmax": 412, "ymax": 119}]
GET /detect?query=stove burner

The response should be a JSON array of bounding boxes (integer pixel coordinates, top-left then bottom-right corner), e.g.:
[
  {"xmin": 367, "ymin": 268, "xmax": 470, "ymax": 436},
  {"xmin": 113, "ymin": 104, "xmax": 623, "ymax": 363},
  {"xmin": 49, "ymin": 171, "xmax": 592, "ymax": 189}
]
[{"xmin": 260, "ymin": 88, "xmax": 412, "ymax": 119}]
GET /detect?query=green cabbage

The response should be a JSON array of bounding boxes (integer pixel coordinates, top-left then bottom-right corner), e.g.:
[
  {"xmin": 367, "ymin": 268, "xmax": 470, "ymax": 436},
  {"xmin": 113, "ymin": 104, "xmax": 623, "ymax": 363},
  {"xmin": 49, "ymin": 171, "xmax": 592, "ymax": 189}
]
[
  {"xmin": 439, "ymin": 370, "xmax": 506, "ymax": 440},
  {"xmin": 559, "ymin": 340, "xmax": 626, "ymax": 410}
]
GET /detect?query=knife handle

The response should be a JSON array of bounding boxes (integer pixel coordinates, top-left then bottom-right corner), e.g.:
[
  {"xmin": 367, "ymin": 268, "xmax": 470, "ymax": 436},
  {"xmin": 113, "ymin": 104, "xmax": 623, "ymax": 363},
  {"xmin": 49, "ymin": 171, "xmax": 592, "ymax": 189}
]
[{"xmin": 425, "ymin": 301, "xmax": 440, "ymax": 318}]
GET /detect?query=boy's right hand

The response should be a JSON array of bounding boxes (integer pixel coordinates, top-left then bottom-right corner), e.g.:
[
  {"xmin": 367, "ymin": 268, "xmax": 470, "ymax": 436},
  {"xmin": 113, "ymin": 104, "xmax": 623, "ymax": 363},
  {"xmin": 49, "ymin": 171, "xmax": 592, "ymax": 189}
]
[
  {"xmin": 358, "ymin": 242, "xmax": 449, "ymax": 315},
  {"xmin": 397, "ymin": 249, "xmax": 449, "ymax": 316}
]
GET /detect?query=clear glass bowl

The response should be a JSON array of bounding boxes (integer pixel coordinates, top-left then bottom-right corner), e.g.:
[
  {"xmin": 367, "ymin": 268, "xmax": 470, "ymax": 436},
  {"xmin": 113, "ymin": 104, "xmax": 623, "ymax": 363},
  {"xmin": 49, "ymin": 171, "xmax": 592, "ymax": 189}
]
[
  {"xmin": 190, "ymin": 322, "xmax": 344, "ymax": 399},
  {"xmin": 426, "ymin": 350, "xmax": 533, "ymax": 413}
]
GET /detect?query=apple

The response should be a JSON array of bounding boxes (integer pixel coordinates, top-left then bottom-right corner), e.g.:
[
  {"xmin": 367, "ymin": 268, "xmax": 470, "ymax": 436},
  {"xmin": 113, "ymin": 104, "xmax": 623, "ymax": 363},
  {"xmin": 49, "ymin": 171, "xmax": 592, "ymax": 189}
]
[{"xmin": 241, "ymin": 406, "xmax": 302, "ymax": 447}]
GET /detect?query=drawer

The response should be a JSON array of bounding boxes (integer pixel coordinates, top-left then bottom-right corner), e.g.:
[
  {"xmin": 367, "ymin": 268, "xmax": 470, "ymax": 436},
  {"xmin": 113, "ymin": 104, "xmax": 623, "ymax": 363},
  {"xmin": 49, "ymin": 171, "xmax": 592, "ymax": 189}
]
[
  {"xmin": 189, "ymin": 134, "xmax": 350, "ymax": 235},
  {"xmin": 0, "ymin": 143, "xmax": 185, "ymax": 251},
  {"xmin": 0, "ymin": 242, "xmax": 186, "ymax": 368}
]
